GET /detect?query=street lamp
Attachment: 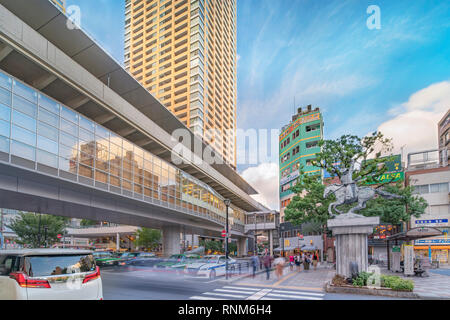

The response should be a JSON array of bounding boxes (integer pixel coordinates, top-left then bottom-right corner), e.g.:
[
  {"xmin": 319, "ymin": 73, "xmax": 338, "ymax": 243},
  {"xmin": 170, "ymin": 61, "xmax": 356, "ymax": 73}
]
[
  {"xmin": 254, "ymin": 212, "xmax": 257, "ymax": 255},
  {"xmin": 224, "ymin": 199, "xmax": 231, "ymax": 280}
]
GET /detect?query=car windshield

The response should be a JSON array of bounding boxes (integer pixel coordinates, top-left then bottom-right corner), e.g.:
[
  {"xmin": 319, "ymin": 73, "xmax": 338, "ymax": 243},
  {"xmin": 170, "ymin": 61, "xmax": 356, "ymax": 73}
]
[
  {"xmin": 93, "ymin": 252, "xmax": 112, "ymax": 258},
  {"xmin": 202, "ymin": 257, "xmax": 219, "ymax": 263},
  {"xmin": 140, "ymin": 253, "xmax": 154, "ymax": 258},
  {"xmin": 25, "ymin": 254, "xmax": 96, "ymax": 277}
]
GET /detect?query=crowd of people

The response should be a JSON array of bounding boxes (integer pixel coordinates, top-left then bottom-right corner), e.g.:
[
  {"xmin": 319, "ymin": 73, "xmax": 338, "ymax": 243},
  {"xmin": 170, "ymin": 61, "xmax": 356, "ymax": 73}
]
[{"xmin": 250, "ymin": 251, "xmax": 320, "ymax": 280}]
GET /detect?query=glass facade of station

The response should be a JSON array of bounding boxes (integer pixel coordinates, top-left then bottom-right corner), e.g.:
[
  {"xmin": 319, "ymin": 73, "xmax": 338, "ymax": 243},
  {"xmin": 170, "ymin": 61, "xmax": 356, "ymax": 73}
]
[{"xmin": 0, "ymin": 69, "xmax": 245, "ymax": 231}]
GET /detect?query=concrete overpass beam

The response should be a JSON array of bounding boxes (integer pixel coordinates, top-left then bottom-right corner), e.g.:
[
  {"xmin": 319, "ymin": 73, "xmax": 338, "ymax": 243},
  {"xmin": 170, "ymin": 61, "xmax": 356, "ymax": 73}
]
[
  {"xmin": 31, "ymin": 73, "xmax": 57, "ymax": 90},
  {"xmin": 0, "ymin": 44, "xmax": 13, "ymax": 62},
  {"xmin": 163, "ymin": 226, "xmax": 181, "ymax": 256},
  {"xmin": 94, "ymin": 113, "xmax": 116, "ymax": 125},
  {"xmin": 117, "ymin": 127, "xmax": 137, "ymax": 137},
  {"xmin": 65, "ymin": 96, "xmax": 90, "ymax": 110}
]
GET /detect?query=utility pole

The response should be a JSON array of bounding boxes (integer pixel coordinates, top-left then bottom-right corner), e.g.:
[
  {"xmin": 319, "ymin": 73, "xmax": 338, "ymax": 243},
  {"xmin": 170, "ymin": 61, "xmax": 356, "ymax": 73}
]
[
  {"xmin": 254, "ymin": 213, "xmax": 257, "ymax": 255},
  {"xmin": 0, "ymin": 208, "xmax": 4, "ymax": 249},
  {"xmin": 224, "ymin": 199, "xmax": 231, "ymax": 280}
]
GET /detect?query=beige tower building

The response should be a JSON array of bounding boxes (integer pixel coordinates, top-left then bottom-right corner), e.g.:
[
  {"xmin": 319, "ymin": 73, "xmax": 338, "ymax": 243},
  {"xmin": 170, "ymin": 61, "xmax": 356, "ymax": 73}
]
[{"xmin": 124, "ymin": 0, "xmax": 237, "ymax": 168}]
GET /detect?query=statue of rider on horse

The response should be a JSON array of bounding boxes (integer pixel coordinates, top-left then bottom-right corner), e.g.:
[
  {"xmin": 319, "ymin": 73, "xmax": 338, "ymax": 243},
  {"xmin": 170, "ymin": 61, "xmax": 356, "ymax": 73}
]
[{"xmin": 324, "ymin": 159, "xmax": 402, "ymax": 219}]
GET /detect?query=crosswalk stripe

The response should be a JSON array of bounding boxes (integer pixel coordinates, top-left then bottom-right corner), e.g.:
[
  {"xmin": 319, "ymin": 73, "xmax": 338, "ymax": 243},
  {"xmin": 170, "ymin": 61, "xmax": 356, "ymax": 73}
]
[
  {"xmin": 246, "ymin": 288, "xmax": 272, "ymax": 300},
  {"xmin": 190, "ymin": 296, "xmax": 222, "ymax": 300},
  {"xmin": 272, "ymin": 290, "xmax": 325, "ymax": 297},
  {"xmin": 202, "ymin": 292, "xmax": 247, "ymax": 298},
  {"xmin": 260, "ymin": 297, "xmax": 282, "ymax": 300},
  {"xmin": 214, "ymin": 289, "xmax": 257, "ymax": 295},
  {"xmin": 223, "ymin": 286, "xmax": 261, "ymax": 291},
  {"xmin": 266, "ymin": 293, "xmax": 323, "ymax": 300}
]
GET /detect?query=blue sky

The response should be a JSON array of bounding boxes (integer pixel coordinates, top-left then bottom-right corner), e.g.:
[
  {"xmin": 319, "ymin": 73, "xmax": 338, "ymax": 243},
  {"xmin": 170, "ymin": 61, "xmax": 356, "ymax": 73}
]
[{"xmin": 64, "ymin": 0, "xmax": 450, "ymax": 208}]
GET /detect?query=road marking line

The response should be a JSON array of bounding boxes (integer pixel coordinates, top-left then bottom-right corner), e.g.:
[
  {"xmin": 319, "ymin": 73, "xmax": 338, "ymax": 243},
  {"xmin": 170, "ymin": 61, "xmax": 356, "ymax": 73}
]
[
  {"xmin": 272, "ymin": 290, "xmax": 325, "ymax": 297},
  {"xmin": 266, "ymin": 293, "xmax": 323, "ymax": 300},
  {"xmin": 190, "ymin": 296, "xmax": 222, "ymax": 300},
  {"xmin": 235, "ymin": 283, "xmax": 323, "ymax": 292},
  {"xmin": 214, "ymin": 289, "xmax": 257, "ymax": 295},
  {"xmin": 246, "ymin": 289, "xmax": 272, "ymax": 300},
  {"xmin": 260, "ymin": 297, "xmax": 282, "ymax": 300},
  {"xmin": 223, "ymin": 286, "xmax": 260, "ymax": 291},
  {"xmin": 273, "ymin": 271, "xmax": 299, "ymax": 286},
  {"xmin": 205, "ymin": 279, "xmax": 221, "ymax": 283},
  {"xmin": 202, "ymin": 292, "xmax": 247, "ymax": 298}
]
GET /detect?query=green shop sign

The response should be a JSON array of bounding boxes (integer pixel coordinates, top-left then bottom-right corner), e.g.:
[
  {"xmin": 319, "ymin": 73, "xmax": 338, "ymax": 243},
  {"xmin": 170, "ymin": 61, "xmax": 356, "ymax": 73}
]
[{"xmin": 365, "ymin": 171, "xmax": 404, "ymax": 185}]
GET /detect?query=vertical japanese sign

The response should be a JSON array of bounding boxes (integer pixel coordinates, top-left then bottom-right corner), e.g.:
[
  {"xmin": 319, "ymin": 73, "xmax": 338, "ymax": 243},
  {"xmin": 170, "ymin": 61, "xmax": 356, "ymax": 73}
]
[{"xmin": 404, "ymin": 245, "xmax": 414, "ymax": 276}]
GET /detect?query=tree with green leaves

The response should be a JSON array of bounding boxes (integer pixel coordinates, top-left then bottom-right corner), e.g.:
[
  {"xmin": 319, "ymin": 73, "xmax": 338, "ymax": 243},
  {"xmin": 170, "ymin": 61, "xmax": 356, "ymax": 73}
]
[
  {"xmin": 134, "ymin": 228, "xmax": 161, "ymax": 250},
  {"xmin": 228, "ymin": 242, "xmax": 237, "ymax": 255},
  {"xmin": 7, "ymin": 212, "xmax": 69, "ymax": 248},
  {"xmin": 285, "ymin": 132, "xmax": 427, "ymax": 227},
  {"xmin": 199, "ymin": 239, "xmax": 224, "ymax": 253},
  {"xmin": 284, "ymin": 170, "xmax": 334, "ymax": 229},
  {"xmin": 80, "ymin": 219, "xmax": 98, "ymax": 227}
]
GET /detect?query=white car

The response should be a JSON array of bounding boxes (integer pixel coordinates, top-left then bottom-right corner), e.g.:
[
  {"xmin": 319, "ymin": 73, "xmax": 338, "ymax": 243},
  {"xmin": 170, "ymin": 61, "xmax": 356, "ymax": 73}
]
[
  {"xmin": 0, "ymin": 249, "xmax": 103, "ymax": 300},
  {"xmin": 184, "ymin": 255, "xmax": 236, "ymax": 279}
]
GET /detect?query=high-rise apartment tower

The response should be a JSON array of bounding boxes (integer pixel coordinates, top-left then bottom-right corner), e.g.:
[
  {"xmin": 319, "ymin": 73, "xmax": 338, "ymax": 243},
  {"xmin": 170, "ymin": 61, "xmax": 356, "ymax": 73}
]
[
  {"xmin": 125, "ymin": 0, "xmax": 237, "ymax": 168},
  {"xmin": 279, "ymin": 105, "xmax": 324, "ymax": 222}
]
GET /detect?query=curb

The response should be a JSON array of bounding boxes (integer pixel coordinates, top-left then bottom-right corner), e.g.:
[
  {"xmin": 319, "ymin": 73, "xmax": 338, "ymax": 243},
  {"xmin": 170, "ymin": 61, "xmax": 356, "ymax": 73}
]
[
  {"xmin": 216, "ymin": 267, "xmax": 278, "ymax": 283},
  {"xmin": 324, "ymin": 282, "xmax": 420, "ymax": 299}
]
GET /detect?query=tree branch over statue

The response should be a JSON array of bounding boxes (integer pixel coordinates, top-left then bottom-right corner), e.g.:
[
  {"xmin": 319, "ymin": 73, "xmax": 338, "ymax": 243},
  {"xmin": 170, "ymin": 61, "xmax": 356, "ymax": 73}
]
[{"xmin": 285, "ymin": 132, "xmax": 427, "ymax": 226}]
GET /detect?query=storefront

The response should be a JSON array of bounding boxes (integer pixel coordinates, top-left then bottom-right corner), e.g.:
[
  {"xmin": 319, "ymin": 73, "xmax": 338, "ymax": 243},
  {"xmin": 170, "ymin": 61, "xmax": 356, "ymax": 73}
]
[
  {"xmin": 412, "ymin": 219, "xmax": 449, "ymax": 265},
  {"xmin": 386, "ymin": 227, "xmax": 445, "ymax": 269},
  {"xmin": 414, "ymin": 239, "xmax": 450, "ymax": 265},
  {"xmin": 277, "ymin": 235, "xmax": 323, "ymax": 260},
  {"xmin": 368, "ymin": 224, "xmax": 398, "ymax": 264}
]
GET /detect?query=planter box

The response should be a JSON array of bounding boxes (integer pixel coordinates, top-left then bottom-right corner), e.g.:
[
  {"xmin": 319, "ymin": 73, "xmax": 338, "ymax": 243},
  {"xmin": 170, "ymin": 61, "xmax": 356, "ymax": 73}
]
[{"xmin": 325, "ymin": 282, "xmax": 419, "ymax": 299}]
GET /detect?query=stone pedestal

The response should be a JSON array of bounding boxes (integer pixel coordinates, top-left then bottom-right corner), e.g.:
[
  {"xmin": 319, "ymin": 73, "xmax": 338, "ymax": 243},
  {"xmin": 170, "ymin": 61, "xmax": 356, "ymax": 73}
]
[{"xmin": 327, "ymin": 216, "xmax": 379, "ymax": 278}]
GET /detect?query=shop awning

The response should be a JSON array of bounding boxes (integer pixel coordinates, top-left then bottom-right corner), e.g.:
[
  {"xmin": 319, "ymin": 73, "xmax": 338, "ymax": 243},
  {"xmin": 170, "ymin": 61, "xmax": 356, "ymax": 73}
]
[
  {"xmin": 387, "ymin": 227, "xmax": 444, "ymax": 242},
  {"xmin": 414, "ymin": 246, "xmax": 450, "ymax": 250},
  {"xmin": 301, "ymin": 245, "xmax": 317, "ymax": 251}
]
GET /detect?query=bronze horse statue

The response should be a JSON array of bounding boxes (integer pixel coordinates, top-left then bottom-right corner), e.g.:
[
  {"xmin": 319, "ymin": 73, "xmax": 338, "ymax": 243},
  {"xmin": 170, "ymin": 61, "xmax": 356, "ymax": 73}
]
[
  {"xmin": 324, "ymin": 184, "xmax": 402, "ymax": 218},
  {"xmin": 324, "ymin": 159, "xmax": 403, "ymax": 218}
]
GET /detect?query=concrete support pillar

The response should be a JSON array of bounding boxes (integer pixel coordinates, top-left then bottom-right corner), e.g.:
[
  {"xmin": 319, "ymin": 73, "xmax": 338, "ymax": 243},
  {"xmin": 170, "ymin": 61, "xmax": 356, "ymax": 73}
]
[
  {"xmin": 237, "ymin": 237, "xmax": 248, "ymax": 257},
  {"xmin": 328, "ymin": 216, "xmax": 379, "ymax": 278},
  {"xmin": 163, "ymin": 226, "xmax": 181, "ymax": 256},
  {"xmin": 116, "ymin": 233, "xmax": 120, "ymax": 251}
]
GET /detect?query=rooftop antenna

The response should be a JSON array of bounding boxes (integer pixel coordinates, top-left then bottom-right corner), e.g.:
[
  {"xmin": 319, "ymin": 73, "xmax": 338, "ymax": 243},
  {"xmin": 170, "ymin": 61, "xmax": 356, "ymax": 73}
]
[{"xmin": 294, "ymin": 96, "xmax": 296, "ymax": 114}]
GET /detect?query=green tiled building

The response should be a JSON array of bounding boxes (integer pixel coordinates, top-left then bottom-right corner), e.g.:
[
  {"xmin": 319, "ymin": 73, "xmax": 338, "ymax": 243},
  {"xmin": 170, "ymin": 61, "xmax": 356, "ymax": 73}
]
[{"xmin": 279, "ymin": 105, "xmax": 324, "ymax": 222}]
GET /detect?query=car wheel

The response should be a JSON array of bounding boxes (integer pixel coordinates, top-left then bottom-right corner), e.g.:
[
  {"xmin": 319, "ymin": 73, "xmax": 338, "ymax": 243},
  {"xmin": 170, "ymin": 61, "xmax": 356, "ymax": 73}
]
[{"xmin": 209, "ymin": 270, "xmax": 216, "ymax": 280}]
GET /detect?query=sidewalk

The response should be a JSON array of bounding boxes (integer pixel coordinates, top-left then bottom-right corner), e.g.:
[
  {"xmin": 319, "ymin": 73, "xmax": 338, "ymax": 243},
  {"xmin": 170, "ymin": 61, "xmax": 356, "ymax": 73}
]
[
  {"xmin": 382, "ymin": 267, "xmax": 450, "ymax": 299},
  {"xmin": 223, "ymin": 264, "xmax": 335, "ymax": 292}
]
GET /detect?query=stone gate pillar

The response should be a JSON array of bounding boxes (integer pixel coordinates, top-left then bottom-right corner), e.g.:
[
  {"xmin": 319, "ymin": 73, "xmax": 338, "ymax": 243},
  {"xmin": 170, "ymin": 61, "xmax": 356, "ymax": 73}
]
[{"xmin": 327, "ymin": 216, "xmax": 379, "ymax": 278}]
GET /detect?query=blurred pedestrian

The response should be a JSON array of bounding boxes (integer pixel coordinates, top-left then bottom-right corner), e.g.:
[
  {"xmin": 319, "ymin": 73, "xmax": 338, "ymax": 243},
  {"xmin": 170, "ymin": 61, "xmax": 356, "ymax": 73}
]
[
  {"xmin": 303, "ymin": 252, "xmax": 310, "ymax": 270},
  {"xmin": 262, "ymin": 254, "xmax": 272, "ymax": 280},
  {"xmin": 295, "ymin": 253, "xmax": 301, "ymax": 271},
  {"xmin": 251, "ymin": 254, "xmax": 259, "ymax": 278},
  {"xmin": 274, "ymin": 255, "xmax": 285, "ymax": 280},
  {"xmin": 289, "ymin": 254, "xmax": 294, "ymax": 271},
  {"xmin": 312, "ymin": 251, "xmax": 319, "ymax": 270}
]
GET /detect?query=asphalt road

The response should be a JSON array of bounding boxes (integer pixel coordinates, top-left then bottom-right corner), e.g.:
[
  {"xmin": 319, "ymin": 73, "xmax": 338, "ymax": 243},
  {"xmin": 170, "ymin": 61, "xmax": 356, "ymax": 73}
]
[
  {"xmin": 101, "ymin": 267, "xmax": 226, "ymax": 300},
  {"xmin": 101, "ymin": 267, "xmax": 407, "ymax": 300}
]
